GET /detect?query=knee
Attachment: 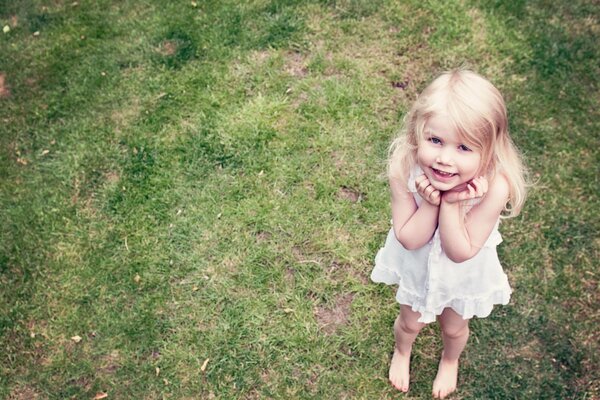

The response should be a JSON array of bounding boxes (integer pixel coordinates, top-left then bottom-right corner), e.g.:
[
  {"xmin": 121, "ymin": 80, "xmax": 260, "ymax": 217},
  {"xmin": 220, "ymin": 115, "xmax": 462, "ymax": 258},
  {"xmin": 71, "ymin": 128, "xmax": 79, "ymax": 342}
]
[
  {"xmin": 441, "ymin": 323, "xmax": 469, "ymax": 339},
  {"xmin": 395, "ymin": 314, "xmax": 423, "ymax": 336}
]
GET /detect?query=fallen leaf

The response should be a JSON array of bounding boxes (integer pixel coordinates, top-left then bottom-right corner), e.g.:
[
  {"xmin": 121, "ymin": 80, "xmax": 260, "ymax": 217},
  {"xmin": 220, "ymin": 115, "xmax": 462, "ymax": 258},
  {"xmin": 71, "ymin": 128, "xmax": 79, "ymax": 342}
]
[
  {"xmin": 3, "ymin": 25, "xmax": 10, "ymax": 34},
  {"xmin": 283, "ymin": 308, "xmax": 295, "ymax": 313},
  {"xmin": 41, "ymin": 149, "xmax": 50, "ymax": 156},
  {"xmin": 93, "ymin": 393, "xmax": 108, "ymax": 400},
  {"xmin": 156, "ymin": 367, "xmax": 160, "ymax": 376},
  {"xmin": 71, "ymin": 335, "xmax": 82, "ymax": 343},
  {"xmin": 201, "ymin": 358, "xmax": 209, "ymax": 372},
  {"xmin": 192, "ymin": 286, "xmax": 198, "ymax": 291},
  {"xmin": 134, "ymin": 274, "xmax": 141, "ymax": 283},
  {"xmin": 16, "ymin": 157, "xmax": 28, "ymax": 165}
]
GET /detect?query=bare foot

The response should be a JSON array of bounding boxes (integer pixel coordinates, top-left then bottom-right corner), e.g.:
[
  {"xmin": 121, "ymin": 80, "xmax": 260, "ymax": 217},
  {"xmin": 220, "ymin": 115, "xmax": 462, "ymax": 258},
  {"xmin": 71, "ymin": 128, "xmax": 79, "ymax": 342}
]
[
  {"xmin": 389, "ymin": 347, "xmax": 411, "ymax": 392},
  {"xmin": 432, "ymin": 356, "xmax": 458, "ymax": 399}
]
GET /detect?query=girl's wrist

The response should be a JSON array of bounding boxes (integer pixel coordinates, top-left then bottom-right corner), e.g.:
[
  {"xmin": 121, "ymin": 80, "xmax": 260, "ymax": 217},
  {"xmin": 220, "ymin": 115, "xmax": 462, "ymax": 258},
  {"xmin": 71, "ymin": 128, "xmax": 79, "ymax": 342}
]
[
  {"xmin": 423, "ymin": 199, "xmax": 441, "ymax": 209},
  {"xmin": 440, "ymin": 196, "xmax": 461, "ymax": 208}
]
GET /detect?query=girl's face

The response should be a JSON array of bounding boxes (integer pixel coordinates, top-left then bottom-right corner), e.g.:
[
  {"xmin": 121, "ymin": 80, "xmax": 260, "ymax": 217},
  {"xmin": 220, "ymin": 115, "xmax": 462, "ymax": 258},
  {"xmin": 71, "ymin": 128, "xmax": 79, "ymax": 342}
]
[{"xmin": 417, "ymin": 115, "xmax": 482, "ymax": 192}]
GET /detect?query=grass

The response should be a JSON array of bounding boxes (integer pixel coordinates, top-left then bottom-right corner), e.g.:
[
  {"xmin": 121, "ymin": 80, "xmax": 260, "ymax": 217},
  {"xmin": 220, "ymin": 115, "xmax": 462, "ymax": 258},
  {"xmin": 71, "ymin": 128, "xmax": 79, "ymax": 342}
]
[{"xmin": 1, "ymin": 0, "xmax": 598, "ymax": 398}]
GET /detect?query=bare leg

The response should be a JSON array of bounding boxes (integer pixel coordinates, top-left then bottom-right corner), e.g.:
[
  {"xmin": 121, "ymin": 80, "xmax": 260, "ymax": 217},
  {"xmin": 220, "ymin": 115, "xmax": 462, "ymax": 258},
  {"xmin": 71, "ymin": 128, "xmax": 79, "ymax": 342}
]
[
  {"xmin": 432, "ymin": 308, "xmax": 470, "ymax": 399},
  {"xmin": 389, "ymin": 305, "xmax": 425, "ymax": 392}
]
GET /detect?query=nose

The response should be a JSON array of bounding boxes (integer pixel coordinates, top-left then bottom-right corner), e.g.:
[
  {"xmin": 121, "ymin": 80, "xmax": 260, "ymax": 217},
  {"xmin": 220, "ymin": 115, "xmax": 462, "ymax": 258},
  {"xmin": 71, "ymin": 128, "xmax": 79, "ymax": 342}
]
[{"xmin": 436, "ymin": 147, "xmax": 453, "ymax": 165}]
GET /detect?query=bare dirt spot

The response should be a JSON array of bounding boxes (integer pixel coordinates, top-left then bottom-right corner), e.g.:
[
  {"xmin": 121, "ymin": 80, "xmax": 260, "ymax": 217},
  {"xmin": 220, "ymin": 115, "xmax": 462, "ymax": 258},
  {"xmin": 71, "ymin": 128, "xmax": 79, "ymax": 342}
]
[
  {"xmin": 255, "ymin": 230, "xmax": 272, "ymax": 243},
  {"xmin": 328, "ymin": 260, "xmax": 369, "ymax": 284},
  {"xmin": 0, "ymin": 72, "xmax": 11, "ymax": 98},
  {"xmin": 337, "ymin": 186, "xmax": 364, "ymax": 203},
  {"xmin": 158, "ymin": 40, "xmax": 178, "ymax": 56},
  {"xmin": 8, "ymin": 385, "xmax": 42, "ymax": 400},
  {"xmin": 98, "ymin": 350, "xmax": 121, "ymax": 375},
  {"xmin": 285, "ymin": 52, "xmax": 308, "ymax": 77},
  {"xmin": 104, "ymin": 171, "xmax": 120, "ymax": 185},
  {"xmin": 315, "ymin": 293, "xmax": 354, "ymax": 335},
  {"xmin": 284, "ymin": 266, "xmax": 296, "ymax": 285}
]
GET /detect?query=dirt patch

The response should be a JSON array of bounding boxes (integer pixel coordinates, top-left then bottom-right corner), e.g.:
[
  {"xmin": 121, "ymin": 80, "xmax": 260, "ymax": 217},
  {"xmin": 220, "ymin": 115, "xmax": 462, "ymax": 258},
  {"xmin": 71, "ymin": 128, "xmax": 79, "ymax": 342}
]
[
  {"xmin": 284, "ymin": 266, "xmax": 296, "ymax": 285},
  {"xmin": 285, "ymin": 52, "xmax": 308, "ymax": 77},
  {"xmin": 328, "ymin": 260, "xmax": 369, "ymax": 284},
  {"xmin": 98, "ymin": 350, "xmax": 121, "ymax": 375},
  {"xmin": 158, "ymin": 40, "xmax": 178, "ymax": 56},
  {"xmin": 255, "ymin": 230, "xmax": 272, "ymax": 243},
  {"xmin": 8, "ymin": 385, "xmax": 42, "ymax": 400},
  {"xmin": 0, "ymin": 72, "xmax": 11, "ymax": 98},
  {"xmin": 315, "ymin": 293, "xmax": 354, "ymax": 335},
  {"xmin": 104, "ymin": 171, "xmax": 120, "ymax": 185},
  {"xmin": 337, "ymin": 186, "xmax": 364, "ymax": 203}
]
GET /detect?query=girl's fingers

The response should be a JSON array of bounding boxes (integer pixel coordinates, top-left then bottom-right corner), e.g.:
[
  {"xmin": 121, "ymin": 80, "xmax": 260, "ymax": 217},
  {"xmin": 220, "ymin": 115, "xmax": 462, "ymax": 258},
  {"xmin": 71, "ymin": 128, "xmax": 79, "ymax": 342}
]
[
  {"xmin": 415, "ymin": 174, "xmax": 428, "ymax": 188},
  {"xmin": 468, "ymin": 183, "xmax": 475, "ymax": 198},
  {"xmin": 480, "ymin": 177, "xmax": 489, "ymax": 193}
]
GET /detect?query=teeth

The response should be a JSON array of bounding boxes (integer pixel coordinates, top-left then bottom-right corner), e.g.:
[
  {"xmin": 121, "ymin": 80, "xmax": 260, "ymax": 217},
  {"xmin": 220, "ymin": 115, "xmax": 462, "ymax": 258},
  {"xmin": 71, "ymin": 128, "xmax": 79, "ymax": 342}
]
[{"xmin": 434, "ymin": 169, "xmax": 454, "ymax": 176}]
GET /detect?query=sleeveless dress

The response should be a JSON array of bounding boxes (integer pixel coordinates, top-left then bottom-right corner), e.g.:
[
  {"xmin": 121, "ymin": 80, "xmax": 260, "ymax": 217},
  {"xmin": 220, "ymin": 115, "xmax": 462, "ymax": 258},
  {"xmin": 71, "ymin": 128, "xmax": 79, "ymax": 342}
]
[{"xmin": 371, "ymin": 166, "xmax": 512, "ymax": 324}]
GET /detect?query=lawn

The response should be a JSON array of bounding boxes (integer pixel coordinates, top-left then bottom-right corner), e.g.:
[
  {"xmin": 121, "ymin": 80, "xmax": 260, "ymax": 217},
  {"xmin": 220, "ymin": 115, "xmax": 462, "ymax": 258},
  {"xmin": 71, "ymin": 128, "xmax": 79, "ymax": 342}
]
[{"xmin": 1, "ymin": 0, "xmax": 598, "ymax": 399}]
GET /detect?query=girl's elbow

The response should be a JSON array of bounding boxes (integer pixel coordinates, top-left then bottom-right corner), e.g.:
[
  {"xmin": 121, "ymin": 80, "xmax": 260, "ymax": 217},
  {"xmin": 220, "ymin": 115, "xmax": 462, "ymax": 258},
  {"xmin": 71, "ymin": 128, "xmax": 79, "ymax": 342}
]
[
  {"xmin": 394, "ymin": 229, "xmax": 426, "ymax": 250},
  {"xmin": 447, "ymin": 253, "xmax": 470, "ymax": 263},
  {"xmin": 446, "ymin": 247, "xmax": 480, "ymax": 263}
]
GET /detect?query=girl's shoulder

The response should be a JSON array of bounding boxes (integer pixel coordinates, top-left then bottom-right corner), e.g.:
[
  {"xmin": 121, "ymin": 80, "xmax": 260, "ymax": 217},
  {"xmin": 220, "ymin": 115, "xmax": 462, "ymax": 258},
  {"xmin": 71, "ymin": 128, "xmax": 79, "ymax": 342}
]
[
  {"xmin": 388, "ymin": 166, "xmax": 423, "ymax": 192},
  {"xmin": 468, "ymin": 173, "xmax": 510, "ymax": 217},
  {"xmin": 487, "ymin": 172, "xmax": 510, "ymax": 201}
]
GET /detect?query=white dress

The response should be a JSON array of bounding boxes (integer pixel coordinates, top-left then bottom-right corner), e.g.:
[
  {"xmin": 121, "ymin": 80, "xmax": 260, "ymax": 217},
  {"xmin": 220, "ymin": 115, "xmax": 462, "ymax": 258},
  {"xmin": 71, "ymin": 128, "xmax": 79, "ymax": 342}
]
[{"xmin": 371, "ymin": 166, "xmax": 512, "ymax": 323}]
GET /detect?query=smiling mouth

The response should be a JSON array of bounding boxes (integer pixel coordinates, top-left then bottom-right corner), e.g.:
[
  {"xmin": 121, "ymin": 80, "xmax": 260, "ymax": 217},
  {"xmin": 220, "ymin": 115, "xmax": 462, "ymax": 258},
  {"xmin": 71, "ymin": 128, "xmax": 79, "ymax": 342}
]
[{"xmin": 432, "ymin": 168, "xmax": 456, "ymax": 178}]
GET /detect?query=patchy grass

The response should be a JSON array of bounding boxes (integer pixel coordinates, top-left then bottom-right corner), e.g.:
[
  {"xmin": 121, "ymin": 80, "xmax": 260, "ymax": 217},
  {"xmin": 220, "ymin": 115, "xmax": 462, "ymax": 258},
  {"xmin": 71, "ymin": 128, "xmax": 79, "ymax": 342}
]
[{"xmin": 1, "ymin": 0, "xmax": 598, "ymax": 399}]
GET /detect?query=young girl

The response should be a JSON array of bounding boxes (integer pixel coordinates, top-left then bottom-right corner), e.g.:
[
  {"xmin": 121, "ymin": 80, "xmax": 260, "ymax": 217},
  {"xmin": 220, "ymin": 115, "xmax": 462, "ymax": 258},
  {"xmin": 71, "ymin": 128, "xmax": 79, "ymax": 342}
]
[{"xmin": 371, "ymin": 69, "xmax": 527, "ymax": 398}]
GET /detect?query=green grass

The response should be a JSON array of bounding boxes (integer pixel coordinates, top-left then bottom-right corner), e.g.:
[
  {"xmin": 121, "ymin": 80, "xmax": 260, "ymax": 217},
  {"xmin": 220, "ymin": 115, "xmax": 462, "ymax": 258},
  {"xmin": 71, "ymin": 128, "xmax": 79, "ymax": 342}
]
[{"xmin": 1, "ymin": 0, "xmax": 598, "ymax": 398}]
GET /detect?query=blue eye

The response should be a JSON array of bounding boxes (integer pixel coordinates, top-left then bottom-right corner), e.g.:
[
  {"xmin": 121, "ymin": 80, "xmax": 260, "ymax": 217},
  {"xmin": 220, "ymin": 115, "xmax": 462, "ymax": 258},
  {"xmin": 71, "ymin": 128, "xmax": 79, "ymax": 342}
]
[
  {"xmin": 459, "ymin": 144, "xmax": 471, "ymax": 151},
  {"xmin": 429, "ymin": 137, "xmax": 442, "ymax": 144}
]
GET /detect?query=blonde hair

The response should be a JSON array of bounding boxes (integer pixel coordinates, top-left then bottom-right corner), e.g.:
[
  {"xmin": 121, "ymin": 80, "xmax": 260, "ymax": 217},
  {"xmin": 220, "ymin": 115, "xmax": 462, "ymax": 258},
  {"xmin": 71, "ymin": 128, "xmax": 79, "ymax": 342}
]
[{"xmin": 388, "ymin": 69, "xmax": 527, "ymax": 217}]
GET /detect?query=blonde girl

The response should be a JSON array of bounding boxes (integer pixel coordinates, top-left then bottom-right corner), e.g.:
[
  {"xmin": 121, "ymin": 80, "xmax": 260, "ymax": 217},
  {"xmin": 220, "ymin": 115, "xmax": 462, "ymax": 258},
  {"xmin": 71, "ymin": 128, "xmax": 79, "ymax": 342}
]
[{"xmin": 371, "ymin": 69, "xmax": 527, "ymax": 398}]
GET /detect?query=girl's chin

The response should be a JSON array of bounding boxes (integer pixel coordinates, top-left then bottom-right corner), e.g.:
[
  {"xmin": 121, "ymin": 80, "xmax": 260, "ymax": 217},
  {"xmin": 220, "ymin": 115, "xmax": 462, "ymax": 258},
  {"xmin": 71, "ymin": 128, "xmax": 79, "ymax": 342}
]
[
  {"xmin": 448, "ymin": 182, "xmax": 469, "ymax": 192},
  {"xmin": 429, "ymin": 181, "xmax": 468, "ymax": 192}
]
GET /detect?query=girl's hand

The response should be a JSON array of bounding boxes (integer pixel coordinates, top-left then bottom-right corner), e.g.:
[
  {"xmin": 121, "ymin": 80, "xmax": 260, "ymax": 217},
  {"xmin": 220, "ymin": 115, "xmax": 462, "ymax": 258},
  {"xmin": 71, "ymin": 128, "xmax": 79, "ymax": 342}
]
[
  {"xmin": 415, "ymin": 174, "xmax": 441, "ymax": 206},
  {"xmin": 442, "ymin": 176, "xmax": 488, "ymax": 204}
]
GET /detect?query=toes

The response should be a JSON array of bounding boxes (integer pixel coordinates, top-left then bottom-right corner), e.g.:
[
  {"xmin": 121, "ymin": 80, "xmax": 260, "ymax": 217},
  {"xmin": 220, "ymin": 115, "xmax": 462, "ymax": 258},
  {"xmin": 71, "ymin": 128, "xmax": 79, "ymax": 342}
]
[{"xmin": 389, "ymin": 378, "xmax": 408, "ymax": 393}]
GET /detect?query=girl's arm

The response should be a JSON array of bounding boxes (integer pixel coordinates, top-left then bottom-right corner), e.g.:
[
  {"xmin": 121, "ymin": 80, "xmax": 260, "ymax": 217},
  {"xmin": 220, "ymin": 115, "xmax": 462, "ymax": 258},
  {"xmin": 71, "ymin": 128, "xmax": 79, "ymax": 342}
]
[
  {"xmin": 390, "ymin": 176, "xmax": 440, "ymax": 250},
  {"xmin": 438, "ymin": 174, "xmax": 510, "ymax": 263}
]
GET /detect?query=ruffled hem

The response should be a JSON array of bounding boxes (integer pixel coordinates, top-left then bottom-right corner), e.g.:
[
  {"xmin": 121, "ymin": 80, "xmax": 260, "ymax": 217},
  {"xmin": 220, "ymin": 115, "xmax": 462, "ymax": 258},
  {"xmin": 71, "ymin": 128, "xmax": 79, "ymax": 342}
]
[
  {"xmin": 395, "ymin": 284, "xmax": 511, "ymax": 323},
  {"xmin": 371, "ymin": 262, "xmax": 511, "ymax": 324},
  {"xmin": 371, "ymin": 253, "xmax": 401, "ymax": 284}
]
